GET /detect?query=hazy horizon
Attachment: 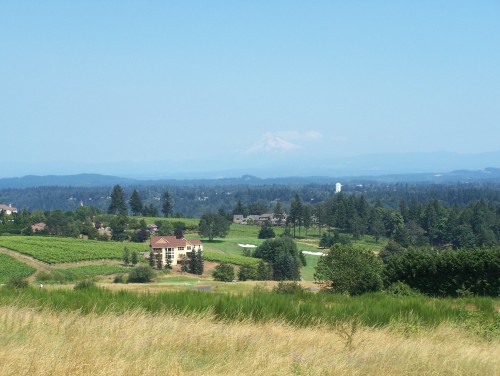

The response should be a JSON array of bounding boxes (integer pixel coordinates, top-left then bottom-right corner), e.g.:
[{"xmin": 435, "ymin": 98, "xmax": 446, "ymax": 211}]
[
  {"xmin": 1, "ymin": 150, "xmax": 500, "ymax": 180},
  {"xmin": 2, "ymin": 2, "xmax": 499, "ymax": 178}
]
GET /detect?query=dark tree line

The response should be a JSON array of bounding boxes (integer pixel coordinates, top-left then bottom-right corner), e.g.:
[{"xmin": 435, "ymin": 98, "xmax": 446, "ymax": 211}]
[
  {"xmin": 3, "ymin": 182, "xmax": 500, "ymax": 250},
  {"xmin": 277, "ymin": 192, "xmax": 500, "ymax": 250},
  {"xmin": 3, "ymin": 181, "xmax": 500, "ymax": 219}
]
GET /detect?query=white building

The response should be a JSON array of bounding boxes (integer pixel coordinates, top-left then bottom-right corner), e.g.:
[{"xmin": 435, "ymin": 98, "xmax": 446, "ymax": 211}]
[
  {"xmin": 0, "ymin": 204, "xmax": 17, "ymax": 215},
  {"xmin": 150, "ymin": 236, "xmax": 203, "ymax": 266},
  {"xmin": 335, "ymin": 183, "xmax": 342, "ymax": 193}
]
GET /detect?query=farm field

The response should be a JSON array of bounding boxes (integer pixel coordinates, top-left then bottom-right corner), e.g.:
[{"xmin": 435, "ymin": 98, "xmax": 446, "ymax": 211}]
[
  {"xmin": 0, "ymin": 223, "xmax": 387, "ymax": 281},
  {"xmin": 0, "ymin": 254, "xmax": 36, "ymax": 283},
  {"xmin": 0, "ymin": 237, "xmax": 148, "ymax": 264},
  {"xmin": 37, "ymin": 265, "xmax": 130, "ymax": 283},
  {"xmin": 139, "ymin": 216, "xmax": 199, "ymax": 229}
]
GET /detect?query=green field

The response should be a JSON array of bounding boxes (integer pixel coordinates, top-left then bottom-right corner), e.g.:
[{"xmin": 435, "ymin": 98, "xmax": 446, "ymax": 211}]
[
  {"xmin": 203, "ymin": 251, "xmax": 260, "ymax": 267},
  {"xmin": 138, "ymin": 216, "xmax": 200, "ymax": 230},
  {"xmin": 0, "ymin": 253, "xmax": 36, "ymax": 283},
  {"xmin": 37, "ymin": 265, "xmax": 130, "ymax": 283},
  {"xmin": 0, "ymin": 237, "xmax": 148, "ymax": 264},
  {"xmin": 193, "ymin": 224, "xmax": 384, "ymax": 280}
]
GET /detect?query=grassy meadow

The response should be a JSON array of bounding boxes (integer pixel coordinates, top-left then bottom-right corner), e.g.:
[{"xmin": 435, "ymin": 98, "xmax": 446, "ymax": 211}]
[
  {"xmin": 1, "ymin": 306, "xmax": 497, "ymax": 376},
  {"xmin": 0, "ymin": 287, "xmax": 498, "ymax": 375}
]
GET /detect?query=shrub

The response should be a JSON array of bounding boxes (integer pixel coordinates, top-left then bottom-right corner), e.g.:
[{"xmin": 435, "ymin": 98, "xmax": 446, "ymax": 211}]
[
  {"xmin": 6, "ymin": 276, "xmax": 29, "ymax": 289},
  {"xmin": 36, "ymin": 270, "xmax": 67, "ymax": 283},
  {"xmin": 127, "ymin": 266, "xmax": 155, "ymax": 283},
  {"xmin": 385, "ymin": 281, "xmax": 420, "ymax": 297},
  {"xmin": 212, "ymin": 263, "xmax": 235, "ymax": 282},
  {"xmin": 273, "ymin": 281, "xmax": 305, "ymax": 295},
  {"xmin": 238, "ymin": 264, "xmax": 258, "ymax": 281},
  {"xmin": 114, "ymin": 274, "xmax": 126, "ymax": 283},
  {"xmin": 74, "ymin": 279, "xmax": 96, "ymax": 290}
]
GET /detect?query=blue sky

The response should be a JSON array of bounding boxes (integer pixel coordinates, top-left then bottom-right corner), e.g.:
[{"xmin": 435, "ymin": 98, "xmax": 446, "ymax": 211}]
[{"xmin": 1, "ymin": 1, "xmax": 499, "ymax": 178}]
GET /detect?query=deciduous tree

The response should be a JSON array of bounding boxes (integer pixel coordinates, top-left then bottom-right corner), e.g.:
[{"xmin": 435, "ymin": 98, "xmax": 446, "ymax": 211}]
[
  {"xmin": 198, "ymin": 212, "xmax": 230, "ymax": 241},
  {"xmin": 315, "ymin": 244, "xmax": 383, "ymax": 295}
]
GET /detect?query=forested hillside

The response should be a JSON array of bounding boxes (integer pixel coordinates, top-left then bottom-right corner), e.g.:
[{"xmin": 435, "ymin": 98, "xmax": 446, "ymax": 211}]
[
  {"xmin": 2, "ymin": 182, "xmax": 500, "ymax": 216},
  {"xmin": 2, "ymin": 182, "xmax": 500, "ymax": 250}
]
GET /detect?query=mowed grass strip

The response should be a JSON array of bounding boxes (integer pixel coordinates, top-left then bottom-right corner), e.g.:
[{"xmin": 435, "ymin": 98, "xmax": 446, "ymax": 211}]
[
  {"xmin": 0, "ymin": 236, "xmax": 148, "ymax": 264},
  {"xmin": 0, "ymin": 254, "xmax": 36, "ymax": 283}
]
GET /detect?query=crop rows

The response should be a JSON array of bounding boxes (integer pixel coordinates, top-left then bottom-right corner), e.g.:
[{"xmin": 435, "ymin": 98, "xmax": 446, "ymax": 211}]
[
  {"xmin": 203, "ymin": 251, "xmax": 260, "ymax": 267},
  {"xmin": 0, "ymin": 236, "xmax": 148, "ymax": 264},
  {"xmin": 0, "ymin": 254, "xmax": 36, "ymax": 283}
]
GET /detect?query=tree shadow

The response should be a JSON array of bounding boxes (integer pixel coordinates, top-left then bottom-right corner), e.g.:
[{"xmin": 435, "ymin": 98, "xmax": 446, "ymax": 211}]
[{"xmin": 206, "ymin": 240, "xmax": 224, "ymax": 244}]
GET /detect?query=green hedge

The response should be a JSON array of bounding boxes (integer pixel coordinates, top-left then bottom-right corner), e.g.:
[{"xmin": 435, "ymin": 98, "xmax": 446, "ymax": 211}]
[{"xmin": 384, "ymin": 248, "xmax": 500, "ymax": 297}]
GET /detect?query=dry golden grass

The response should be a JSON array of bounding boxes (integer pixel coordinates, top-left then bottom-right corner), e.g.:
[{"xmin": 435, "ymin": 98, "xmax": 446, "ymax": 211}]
[{"xmin": 0, "ymin": 306, "xmax": 498, "ymax": 376}]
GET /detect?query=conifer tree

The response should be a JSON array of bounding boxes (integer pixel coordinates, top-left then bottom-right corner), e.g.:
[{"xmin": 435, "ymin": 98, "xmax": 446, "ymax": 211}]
[
  {"xmin": 196, "ymin": 249, "xmax": 204, "ymax": 275},
  {"xmin": 149, "ymin": 250, "xmax": 155, "ymax": 268},
  {"xmin": 122, "ymin": 246, "xmax": 130, "ymax": 265},
  {"xmin": 108, "ymin": 185, "xmax": 127, "ymax": 215},
  {"xmin": 161, "ymin": 191, "xmax": 173, "ymax": 218},
  {"xmin": 131, "ymin": 250, "xmax": 139, "ymax": 266},
  {"xmin": 129, "ymin": 189, "xmax": 143, "ymax": 216}
]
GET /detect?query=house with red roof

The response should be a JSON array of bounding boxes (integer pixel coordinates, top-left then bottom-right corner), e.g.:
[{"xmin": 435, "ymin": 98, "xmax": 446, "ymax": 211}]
[
  {"xmin": 150, "ymin": 236, "xmax": 203, "ymax": 267},
  {"xmin": 31, "ymin": 222, "xmax": 47, "ymax": 232}
]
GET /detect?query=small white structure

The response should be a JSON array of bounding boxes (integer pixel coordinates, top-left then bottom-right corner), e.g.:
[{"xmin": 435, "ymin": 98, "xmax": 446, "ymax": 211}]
[{"xmin": 335, "ymin": 183, "xmax": 342, "ymax": 193}]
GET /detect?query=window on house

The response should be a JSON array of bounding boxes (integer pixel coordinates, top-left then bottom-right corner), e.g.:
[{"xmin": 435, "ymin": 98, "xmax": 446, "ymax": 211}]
[
  {"xmin": 178, "ymin": 247, "xmax": 184, "ymax": 251},
  {"xmin": 167, "ymin": 248, "xmax": 174, "ymax": 259}
]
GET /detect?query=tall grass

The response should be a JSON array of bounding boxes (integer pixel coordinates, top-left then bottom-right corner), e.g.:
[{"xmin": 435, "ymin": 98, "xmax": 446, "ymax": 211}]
[
  {"xmin": 0, "ymin": 306, "xmax": 498, "ymax": 376},
  {"xmin": 1, "ymin": 286, "xmax": 497, "ymax": 334}
]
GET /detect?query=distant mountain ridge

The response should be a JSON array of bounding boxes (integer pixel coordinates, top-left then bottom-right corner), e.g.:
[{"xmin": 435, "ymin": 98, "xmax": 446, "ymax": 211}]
[
  {"xmin": 0, "ymin": 174, "xmax": 138, "ymax": 189},
  {"xmin": 1, "ymin": 168, "xmax": 500, "ymax": 189}
]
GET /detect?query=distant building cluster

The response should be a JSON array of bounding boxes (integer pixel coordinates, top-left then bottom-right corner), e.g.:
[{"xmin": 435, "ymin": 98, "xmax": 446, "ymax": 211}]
[{"xmin": 233, "ymin": 213, "xmax": 286, "ymax": 226}]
